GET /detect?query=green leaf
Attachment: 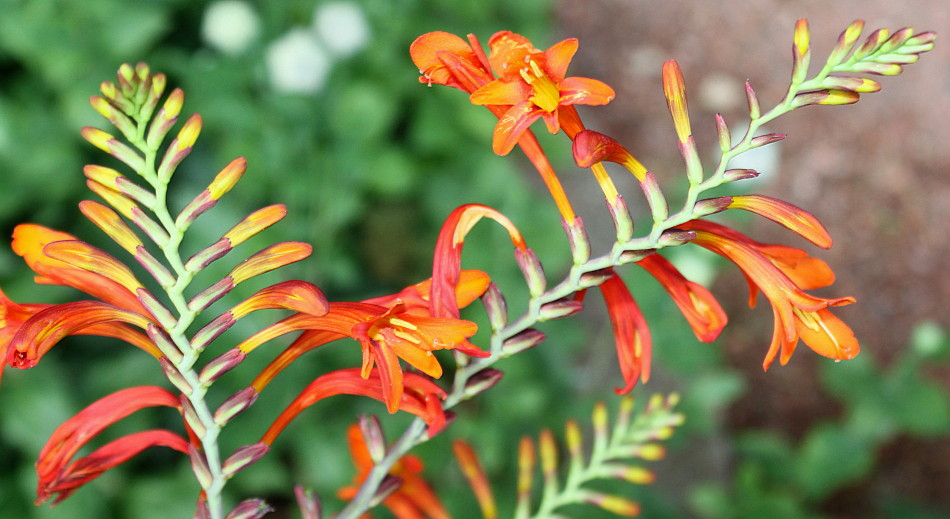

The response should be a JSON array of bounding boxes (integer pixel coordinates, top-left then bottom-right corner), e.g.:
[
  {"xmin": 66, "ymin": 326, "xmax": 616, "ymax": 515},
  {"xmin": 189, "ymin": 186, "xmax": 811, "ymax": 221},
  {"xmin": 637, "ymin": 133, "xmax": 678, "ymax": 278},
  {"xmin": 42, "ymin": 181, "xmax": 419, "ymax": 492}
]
[{"xmin": 795, "ymin": 423, "xmax": 875, "ymax": 500}]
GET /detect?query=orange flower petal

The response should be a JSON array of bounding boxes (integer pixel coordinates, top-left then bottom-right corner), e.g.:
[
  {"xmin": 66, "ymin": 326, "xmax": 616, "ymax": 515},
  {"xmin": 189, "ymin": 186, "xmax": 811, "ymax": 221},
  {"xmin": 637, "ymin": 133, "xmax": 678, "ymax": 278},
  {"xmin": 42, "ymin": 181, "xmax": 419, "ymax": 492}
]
[
  {"xmin": 728, "ymin": 195, "xmax": 832, "ymax": 249},
  {"xmin": 470, "ymin": 78, "xmax": 531, "ymax": 106},
  {"xmin": 637, "ymin": 254, "xmax": 727, "ymax": 342},
  {"xmin": 543, "ymin": 38, "xmax": 578, "ymax": 82},
  {"xmin": 261, "ymin": 369, "xmax": 447, "ymax": 445},
  {"xmin": 558, "ymin": 77, "xmax": 615, "ymax": 106},
  {"xmin": 493, "ymin": 101, "xmax": 546, "ymax": 155},
  {"xmin": 410, "ymin": 32, "xmax": 493, "ymax": 92}
]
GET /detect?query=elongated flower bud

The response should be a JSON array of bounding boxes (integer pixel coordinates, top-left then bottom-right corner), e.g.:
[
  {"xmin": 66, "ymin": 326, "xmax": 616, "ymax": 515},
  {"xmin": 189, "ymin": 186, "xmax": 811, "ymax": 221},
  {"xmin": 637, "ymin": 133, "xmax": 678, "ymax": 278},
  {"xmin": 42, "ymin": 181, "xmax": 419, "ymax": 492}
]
[{"xmin": 221, "ymin": 443, "xmax": 270, "ymax": 479}]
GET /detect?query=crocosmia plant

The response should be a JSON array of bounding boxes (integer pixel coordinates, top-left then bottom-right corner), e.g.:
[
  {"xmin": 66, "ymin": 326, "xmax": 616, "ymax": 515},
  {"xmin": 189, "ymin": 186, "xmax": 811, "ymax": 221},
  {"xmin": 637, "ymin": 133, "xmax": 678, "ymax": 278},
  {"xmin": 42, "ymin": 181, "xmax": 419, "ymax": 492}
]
[{"xmin": 0, "ymin": 16, "xmax": 935, "ymax": 519}]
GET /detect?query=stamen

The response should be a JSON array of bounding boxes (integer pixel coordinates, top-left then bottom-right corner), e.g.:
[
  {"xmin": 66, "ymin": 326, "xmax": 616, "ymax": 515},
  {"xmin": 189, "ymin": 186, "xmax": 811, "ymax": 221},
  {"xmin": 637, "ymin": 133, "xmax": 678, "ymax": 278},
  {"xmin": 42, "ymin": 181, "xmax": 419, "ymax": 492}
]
[
  {"xmin": 389, "ymin": 317, "xmax": 418, "ymax": 330},
  {"xmin": 392, "ymin": 330, "xmax": 422, "ymax": 344},
  {"xmin": 529, "ymin": 60, "xmax": 544, "ymax": 77}
]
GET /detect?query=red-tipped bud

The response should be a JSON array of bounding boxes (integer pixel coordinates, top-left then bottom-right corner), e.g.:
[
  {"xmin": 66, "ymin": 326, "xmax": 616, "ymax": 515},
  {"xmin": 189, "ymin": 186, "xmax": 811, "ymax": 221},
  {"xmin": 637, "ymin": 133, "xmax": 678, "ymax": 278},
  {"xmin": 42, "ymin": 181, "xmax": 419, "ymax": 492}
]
[
  {"xmin": 199, "ymin": 349, "xmax": 247, "ymax": 385},
  {"xmin": 538, "ymin": 299, "xmax": 584, "ymax": 321},
  {"xmin": 214, "ymin": 387, "xmax": 259, "ymax": 426},
  {"xmin": 188, "ymin": 445, "xmax": 214, "ymax": 490},
  {"xmin": 463, "ymin": 369, "xmax": 504, "ymax": 399},
  {"xmin": 515, "ymin": 248, "xmax": 546, "ymax": 297},
  {"xmin": 225, "ymin": 499, "xmax": 273, "ymax": 519},
  {"xmin": 358, "ymin": 415, "xmax": 387, "ymax": 464},
  {"xmin": 222, "ymin": 443, "xmax": 270, "ymax": 479},
  {"xmin": 481, "ymin": 283, "xmax": 508, "ymax": 331},
  {"xmin": 502, "ymin": 329, "xmax": 546, "ymax": 357}
]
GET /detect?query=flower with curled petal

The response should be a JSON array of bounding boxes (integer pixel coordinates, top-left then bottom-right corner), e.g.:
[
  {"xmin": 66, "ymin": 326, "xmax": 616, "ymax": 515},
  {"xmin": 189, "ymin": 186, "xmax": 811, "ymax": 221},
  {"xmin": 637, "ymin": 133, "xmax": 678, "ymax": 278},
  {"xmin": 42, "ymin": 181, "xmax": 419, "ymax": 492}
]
[{"xmin": 679, "ymin": 220, "xmax": 858, "ymax": 369}]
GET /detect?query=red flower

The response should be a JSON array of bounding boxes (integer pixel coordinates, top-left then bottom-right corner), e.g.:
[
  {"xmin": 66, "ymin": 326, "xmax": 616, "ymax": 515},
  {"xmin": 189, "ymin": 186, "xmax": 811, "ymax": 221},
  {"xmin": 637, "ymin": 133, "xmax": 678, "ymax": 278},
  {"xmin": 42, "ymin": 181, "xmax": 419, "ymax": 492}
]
[
  {"xmin": 338, "ymin": 424, "xmax": 449, "ymax": 519},
  {"xmin": 35, "ymin": 386, "xmax": 188, "ymax": 505},
  {"xmin": 598, "ymin": 269, "xmax": 651, "ymax": 393},
  {"xmin": 680, "ymin": 220, "xmax": 859, "ymax": 369},
  {"xmin": 637, "ymin": 253, "xmax": 727, "ymax": 343},
  {"xmin": 261, "ymin": 369, "xmax": 448, "ymax": 443}
]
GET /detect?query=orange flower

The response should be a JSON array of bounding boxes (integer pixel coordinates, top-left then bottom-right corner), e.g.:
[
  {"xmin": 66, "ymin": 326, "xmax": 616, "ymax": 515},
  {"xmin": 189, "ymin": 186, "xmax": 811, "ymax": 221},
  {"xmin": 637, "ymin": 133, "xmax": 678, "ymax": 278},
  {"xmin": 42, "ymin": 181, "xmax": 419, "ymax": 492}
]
[
  {"xmin": 411, "ymin": 32, "xmax": 583, "ymax": 222},
  {"xmin": 469, "ymin": 32, "xmax": 615, "ymax": 156},
  {"xmin": 338, "ymin": 424, "xmax": 449, "ymax": 519},
  {"xmin": 680, "ymin": 220, "xmax": 859, "ymax": 369},
  {"xmin": 242, "ymin": 271, "xmax": 490, "ymax": 412}
]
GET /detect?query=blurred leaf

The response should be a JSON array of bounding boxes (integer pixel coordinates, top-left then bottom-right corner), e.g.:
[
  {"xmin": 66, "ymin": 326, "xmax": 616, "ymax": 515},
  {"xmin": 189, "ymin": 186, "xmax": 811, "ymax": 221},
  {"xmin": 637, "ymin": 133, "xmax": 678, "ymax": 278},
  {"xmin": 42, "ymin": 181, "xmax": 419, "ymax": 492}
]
[{"xmin": 795, "ymin": 422, "xmax": 875, "ymax": 500}]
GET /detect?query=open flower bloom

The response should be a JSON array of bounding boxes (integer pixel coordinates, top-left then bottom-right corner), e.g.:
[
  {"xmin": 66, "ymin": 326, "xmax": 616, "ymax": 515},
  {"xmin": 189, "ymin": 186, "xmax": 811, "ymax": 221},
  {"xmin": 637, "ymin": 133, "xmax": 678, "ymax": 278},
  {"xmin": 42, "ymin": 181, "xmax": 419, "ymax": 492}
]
[
  {"xmin": 35, "ymin": 386, "xmax": 188, "ymax": 504},
  {"xmin": 469, "ymin": 31, "xmax": 615, "ymax": 155},
  {"xmin": 338, "ymin": 424, "xmax": 449, "ymax": 519},
  {"xmin": 636, "ymin": 253, "xmax": 727, "ymax": 342},
  {"xmin": 411, "ymin": 33, "xmax": 590, "ymax": 221},
  {"xmin": 679, "ymin": 220, "xmax": 859, "ymax": 369},
  {"xmin": 243, "ymin": 271, "xmax": 489, "ymax": 412},
  {"xmin": 262, "ymin": 369, "xmax": 448, "ymax": 444}
]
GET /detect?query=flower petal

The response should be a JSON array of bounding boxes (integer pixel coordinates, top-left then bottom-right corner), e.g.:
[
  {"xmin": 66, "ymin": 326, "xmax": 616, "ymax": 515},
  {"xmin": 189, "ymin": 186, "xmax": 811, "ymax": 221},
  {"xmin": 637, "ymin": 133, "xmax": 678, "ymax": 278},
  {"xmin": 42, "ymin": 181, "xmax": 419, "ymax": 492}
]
[
  {"xmin": 230, "ymin": 280, "xmax": 329, "ymax": 319},
  {"xmin": 486, "ymin": 31, "xmax": 539, "ymax": 79},
  {"xmin": 6, "ymin": 301, "xmax": 153, "ymax": 372},
  {"xmin": 493, "ymin": 101, "xmax": 546, "ymax": 155},
  {"xmin": 38, "ymin": 430, "xmax": 188, "ymax": 505},
  {"xmin": 543, "ymin": 38, "xmax": 578, "ymax": 83},
  {"xmin": 410, "ymin": 32, "xmax": 493, "ymax": 92},
  {"xmin": 599, "ymin": 270, "xmax": 651, "ymax": 392},
  {"xmin": 431, "ymin": 205, "xmax": 523, "ymax": 324},
  {"xmin": 470, "ymin": 78, "xmax": 531, "ymax": 106},
  {"xmin": 12, "ymin": 224, "xmax": 146, "ymax": 313},
  {"xmin": 558, "ymin": 77, "xmax": 615, "ymax": 106},
  {"xmin": 728, "ymin": 195, "xmax": 832, "ymax": 248},
  {"xmin": 261, "ymin": 369, "xmax": 447, "ymax": 445},
  {"xmin": 637, "ymin": 254, "xmax": 727, "ymax": 342},
  {"xmin": 35, "ymin": 386, "xmax": 182, "ymax": 504}
]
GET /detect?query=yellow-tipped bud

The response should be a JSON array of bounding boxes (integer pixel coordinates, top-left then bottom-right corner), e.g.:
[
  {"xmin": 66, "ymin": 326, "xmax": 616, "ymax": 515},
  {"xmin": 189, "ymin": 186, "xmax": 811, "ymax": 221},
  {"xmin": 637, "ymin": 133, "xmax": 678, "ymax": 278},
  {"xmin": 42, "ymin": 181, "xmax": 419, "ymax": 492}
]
[
  {"xmin": 86, "ymin": 180, "xmax": 138, "ymax": 220},
  {"xmin": 662, "ymin": 60, "xmax": 691, "ymax": 143},
  {"xmin": 794, "ymin": 18, "xmax": 810, "ymax": 56},
  {"xmin": 176, "ymin": 114, "xmax": 202, "ymax": 149},
  {"xmin": 81, "ymin": 127, "xmax": 115, "ymax": 153},
  {"xmin": 229, "ymin": 242, "xmax": 312, "ymax": 286},
  {"xmin": 209, "ymin": 157, "xmax": 248, "ymax": 201},
  {"xmin": 223, "ymin": 205, "xmax": 288, "ymax": 247},
  {"xmin": 79, "ymin": 200, "xmax": 143, "ymax": 254}
]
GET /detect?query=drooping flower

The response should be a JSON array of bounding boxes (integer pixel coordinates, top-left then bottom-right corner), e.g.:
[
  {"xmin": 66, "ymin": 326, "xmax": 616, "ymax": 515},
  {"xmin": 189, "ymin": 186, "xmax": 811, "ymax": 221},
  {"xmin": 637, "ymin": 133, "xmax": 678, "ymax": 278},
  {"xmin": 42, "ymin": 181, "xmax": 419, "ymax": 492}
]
[
  {"xmin": 469, "ymin": 31, "xmax": 615, "ymax": 156},
  {"xmin": 35, "ymin": 386, "xmax": 189, "ymax": 505},
  {"xmin": 241, "ymin": 271, "xmax": 489, "ymax": 412},
  {"xmin": 679, "ymin": 220, "xmax": 859, "ymax": 369},
  {"xmin": 261, "ymin": 369, "xmax": 448, "ymax": 443},
  {"xmin": 596, "ymin": 269, "xmax": 651, "ymax": 393},
  {"xmin": 338, "ymin": 423, "xmax": 449, "ymax": 519},
  {"xmin": 636, "ymin": 253, "xmax": 727, "ymax": 342}
]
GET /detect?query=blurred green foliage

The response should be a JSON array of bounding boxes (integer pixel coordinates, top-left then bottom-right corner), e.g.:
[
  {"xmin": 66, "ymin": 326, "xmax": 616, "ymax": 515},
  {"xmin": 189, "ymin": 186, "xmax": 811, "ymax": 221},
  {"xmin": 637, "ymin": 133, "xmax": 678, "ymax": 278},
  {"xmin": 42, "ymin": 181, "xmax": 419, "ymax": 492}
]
[{"xmin": 1, "ymin": 1, "xmax": 948, "ymax": 519}]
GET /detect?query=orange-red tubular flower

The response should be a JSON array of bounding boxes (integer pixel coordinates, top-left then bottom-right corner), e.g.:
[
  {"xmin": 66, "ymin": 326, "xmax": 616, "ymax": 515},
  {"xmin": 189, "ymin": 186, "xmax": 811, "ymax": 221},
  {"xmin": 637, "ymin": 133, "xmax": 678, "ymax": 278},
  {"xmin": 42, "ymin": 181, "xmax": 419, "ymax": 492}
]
[
  {"xmin": 249, "ymin": 271, "xmax": 490, "ymax": 397},
  {"xmin": 725, "ymin": 195, "xmax": 832, "ymax": 249},
  {"xmin": 431, "ymin": 204, "xmax": 524, "ymax": 323},
  {"xmin": 469, "ymin": 32, "xmax": 615, "ymax": 156},
  {"xmin": 598, "ymin": 269, "xmax": 651, "ymax": 393},
  {"xmin": 679, "ymin": 220, "xmax": 858, "ymax": 369},
  {"xmin": 636, "ymin": 253, "xmax": 727, "ymax": 342},
  {"xmin": 1, "ymin": 225, "xmax": 167, "ymax": 380},
  {"xmin": 339, "ymin": 424, "xmax": 450, "ymax": 519},
  {"xmin": 262, "ymin": 369, "xmax": 448, "ymax": 444},
  {"xmin": 35, "ymin": 386, "xmax": 188, "ymax": 505}
]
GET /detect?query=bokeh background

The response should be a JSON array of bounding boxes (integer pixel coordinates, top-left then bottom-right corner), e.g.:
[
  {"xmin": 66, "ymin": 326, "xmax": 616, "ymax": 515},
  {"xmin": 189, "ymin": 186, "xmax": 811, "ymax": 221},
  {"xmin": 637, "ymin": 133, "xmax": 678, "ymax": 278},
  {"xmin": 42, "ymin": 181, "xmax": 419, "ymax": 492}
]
[{"xmin": 0, "ymin": 1, "xmax": 947, "ymax": 518}]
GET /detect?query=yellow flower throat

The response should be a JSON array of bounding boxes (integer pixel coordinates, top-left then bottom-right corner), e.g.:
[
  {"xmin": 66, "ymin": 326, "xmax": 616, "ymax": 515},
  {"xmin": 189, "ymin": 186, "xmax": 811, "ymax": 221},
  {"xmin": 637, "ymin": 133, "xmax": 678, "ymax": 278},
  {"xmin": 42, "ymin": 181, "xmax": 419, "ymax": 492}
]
[{"xmin": 520, "ymin": 60, "xmax": 560, "ymax": 113}]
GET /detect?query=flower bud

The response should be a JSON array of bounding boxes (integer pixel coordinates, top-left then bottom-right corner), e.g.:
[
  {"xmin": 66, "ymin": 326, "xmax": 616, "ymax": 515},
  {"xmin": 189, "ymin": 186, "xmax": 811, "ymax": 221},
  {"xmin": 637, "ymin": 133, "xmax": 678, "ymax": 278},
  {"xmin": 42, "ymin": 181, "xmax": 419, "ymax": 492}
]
[
  {"xmin": 502, "ymin": 329, "xmax": 546, "ymax": 357},
  {"xmin": 222, "ymin": 443, "xmax": 270, "ymax": 479},
  {"xmin": 214, "ymin": 387, "xmax": 259, "ymax": 426},
  {"xmin": 538, "ymin": 299, "xmax": 584, "ymax": 321},
  {"xmin": 515, "ymin": 248, "xmax": 546, "ymax": 297}
]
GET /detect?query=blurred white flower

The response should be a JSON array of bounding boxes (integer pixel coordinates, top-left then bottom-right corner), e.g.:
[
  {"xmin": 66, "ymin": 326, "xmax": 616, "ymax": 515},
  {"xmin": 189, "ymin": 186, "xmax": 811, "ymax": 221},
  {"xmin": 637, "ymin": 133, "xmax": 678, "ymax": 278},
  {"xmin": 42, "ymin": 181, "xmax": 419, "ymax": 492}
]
[
  {"xmin": 201, "ymin": 1, "xmax": 260, "ymax": 55},
  {"xmin": 266, "ymin": 29, "xmax": 332, "ymax": 94},
  {"xmin": 312, "ymin": 1, "xmax": 371, "ymax": 57}
]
